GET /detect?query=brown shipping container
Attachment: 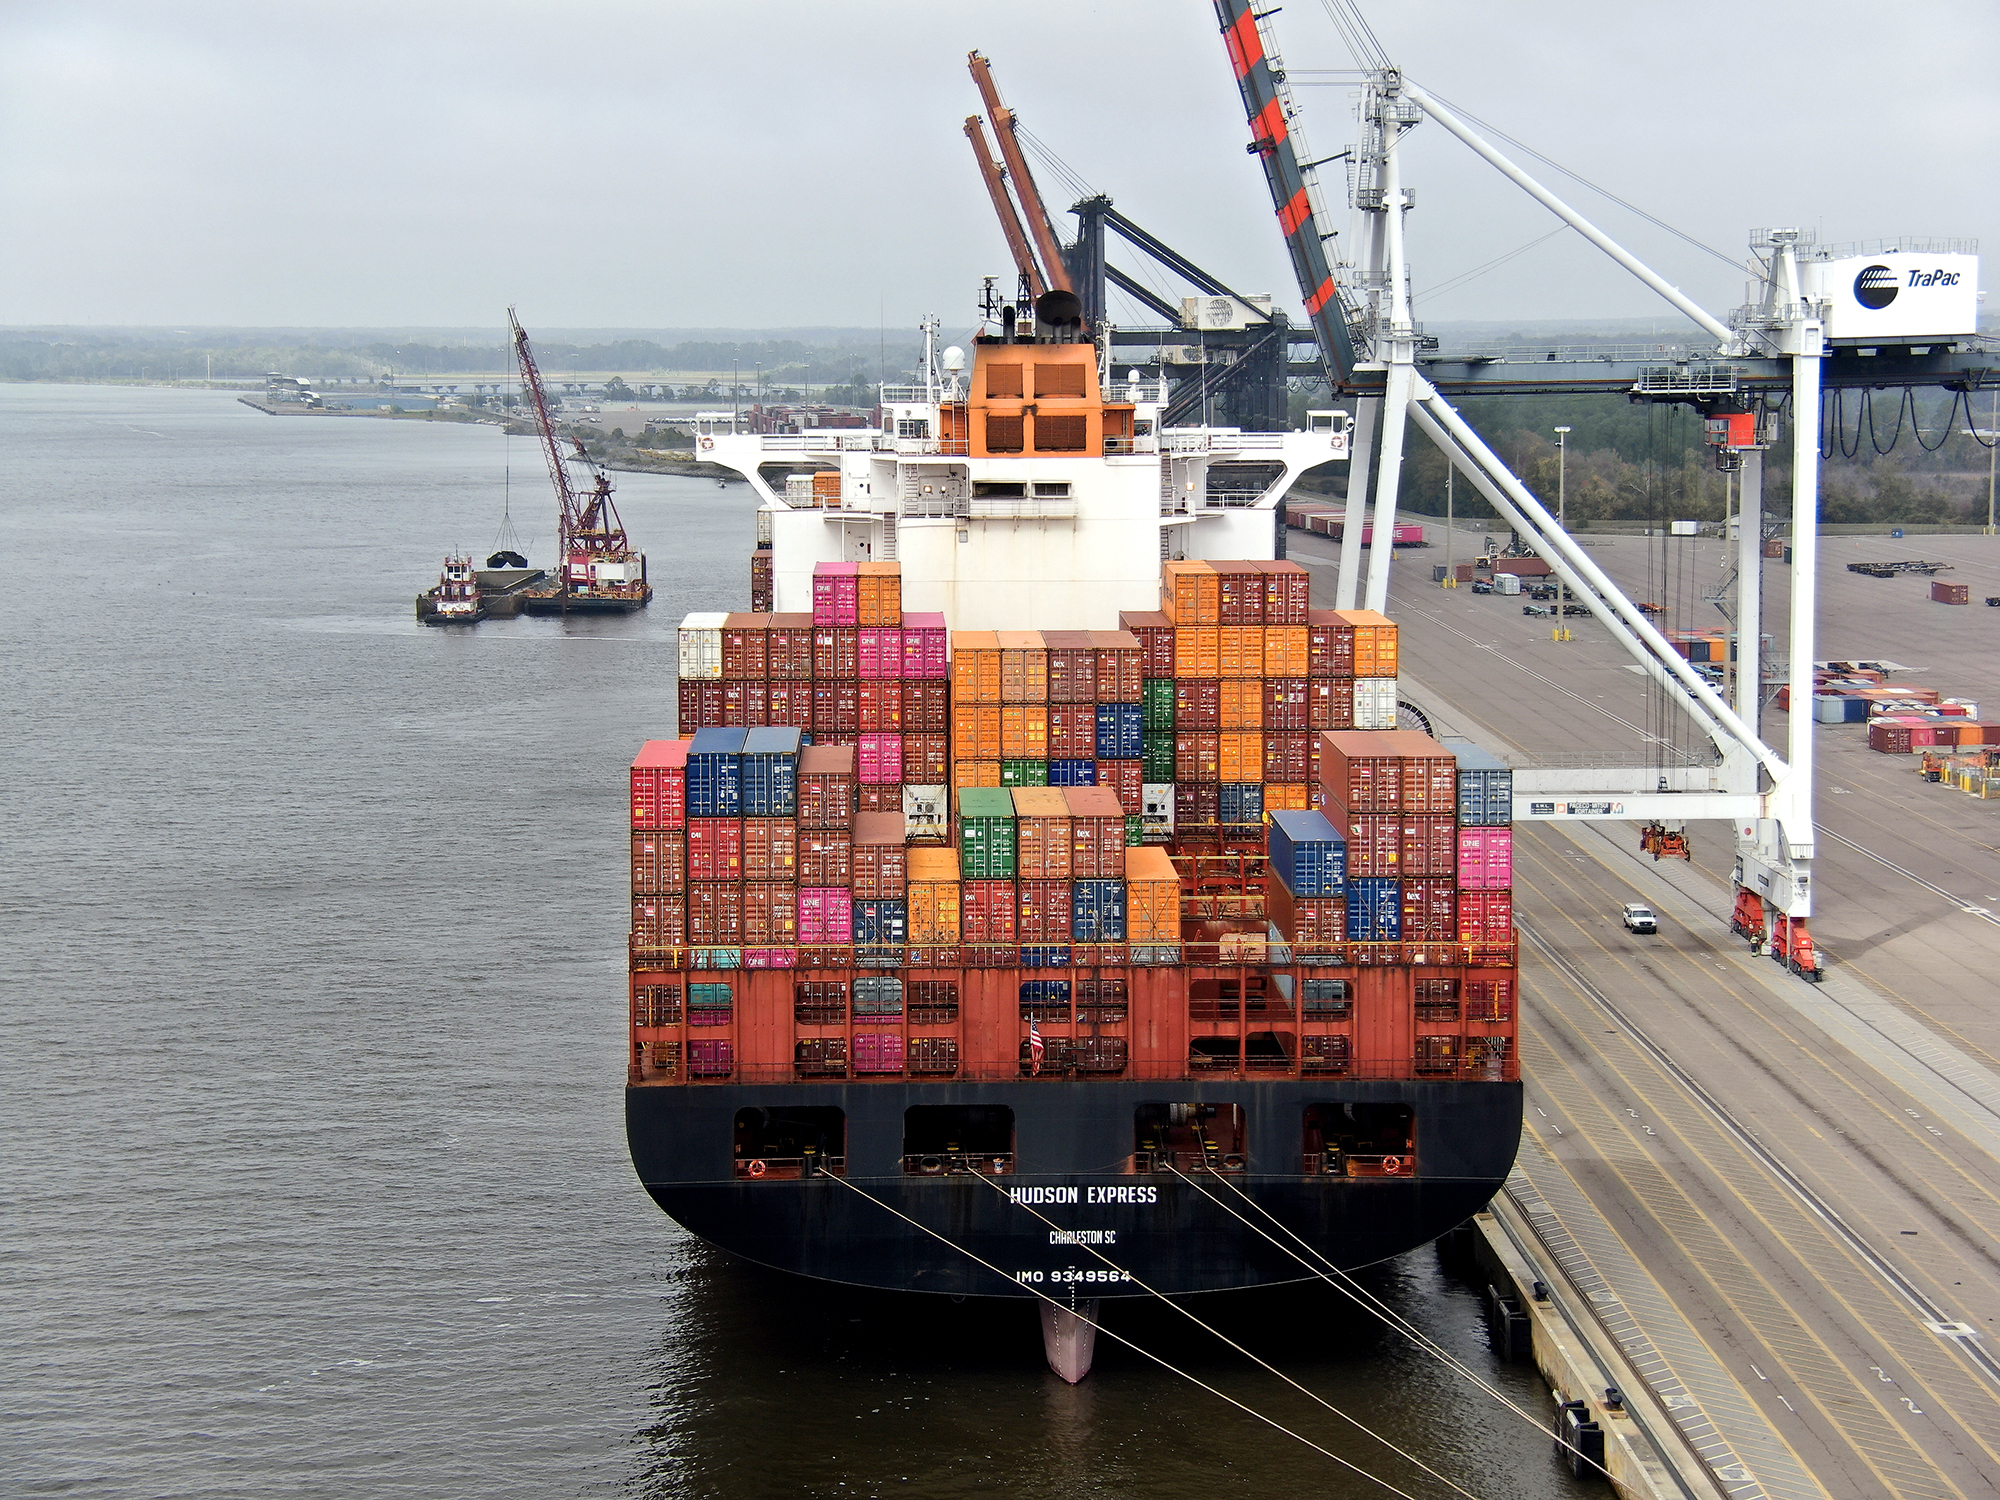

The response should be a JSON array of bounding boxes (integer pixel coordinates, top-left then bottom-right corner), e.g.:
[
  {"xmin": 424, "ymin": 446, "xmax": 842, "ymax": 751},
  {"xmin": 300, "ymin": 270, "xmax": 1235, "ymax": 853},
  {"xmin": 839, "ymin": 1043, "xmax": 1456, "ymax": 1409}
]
[
  {"xmin": 1176, "ymin": 731, "xmax": 1221, "ymax": 782},
  {"xmin": 1311, "ymin": 677, "xmax": 1353, "ymax": 731},
  {"xmin": 1264, "ymin": 677, "xmax": 1310, "ymax": 730},
  {"xmin": 1320, "ymin": 731, "xmax": 1407, "ymax": 811},
  {"xmin": 1017, "ymin": 878, "xmax": 1073, "ymax": 942},
  {"xmin": 766, "ymin": 614, "xmax": 815, "ymax": 678},
  {"xmin": 630, "ymin": 831, "xmax": 687, "ymax": 895},
  {"xmin": 1217, "ymin": 564, "xmax": 1265, "ymax": 625},
  {"xmin": 796, "ymin": 744, "xmax": 857, "ymax": 830},
  {"xmin": 1088, "ymin": 631, "xmax": 1144, "ymax": 703},
  {"xmin": 742, "ymin": 818, "xmax": 799, "ymax": 881},
  {"xmin": 1219, "ymin": 678, "xmax": 1263, "ymax": 730},
  {"xmin": 686, "ymin": 818, "xmax": 746, "ymax": 881},
  {"xmin": 1175, "ymin": 781, "xmax": 1221, "ymax": 830},
  {"xmin": 722, "ymin": 680, "xmax": 768, "ymax": 728},
  {"xmin": 1174, "ymin": 626, "xmax": 1221, "ymax": 678},
  {"xmin": 722, "ymin": 614, "xmax": 771, "ymax": 679},
  {"xmin": 688, "ymin": 882, "xmax": 745, "ymax": 945},
  {"xmin": 1308, "ymin": 611, "xmax": 1355, "ymax": 678},
  {"xmin": 1044, "ymin": 631, "xmax": 1097, "ymax": 702},
  {"xmin": 1119, "ymin": 610, "xmax": 1177, "ymax": 677},
  {"xmin": 952, "ymin": 632, "xmax": 1004, "ymax": 703},
  {"xmin": 1218, "ymin": 625, "xmax": 1263, "ymax": 679},
  {"xmin": 997, "ymin": 630, "xmax": 1048, "ymax": 702},
  {"xmin": 811, "ymin": 680, "xmax": 860, "ymax": 737},
  {"xmin": 1400, "ymin": 815, "xmax": 1459, "ymax": 878},
  {"xmin": 1336, "ymin": 809, "xmax": 1402, "ymax": 875},
  {"xmin": 796, "ymin": 828, "xmax": 854, "ymax": 887},
  {"xmin": 1261, "ymin": 559, "xmax": 1312, "ymax": 624},
  {"xmin": 765, "ymin": 680, "xmax": 811, "ymax": 730},
  {"xmin": 856, "ymin": 784, "xmax": 901, "ymax": 814},
  {"xmin": 903, "ymin": 732, "xmax": 948, "ymax": 785},
  {"xmin": 1048, "ymin": 703, "xmax": 1098, "ymax": 759},
  {"xmin": 1266, "ymin": 877, "xmax": 1345, "ymax": 944},
  {"xmin": 1175, "ymin": 678, "xmax": 1222, "ymax": 731},
  {"xmin": 858, "ymin": 679, "xmax": 903, "ymax": 732},
  {"xmin": 1162, "ymin": 560, "xmax": 1220, "ymax": 625},
  {"xmin": 852, "ymin": 811, "xmax": 909, "ymax": 899},
  {"xmin": 962, "ymin": 879, "xmax": 1018, "ymax": 942},
  {"xmin": 1400, "ymin": 879, "xmax": 1456, "ymax": 942},
  {"xmin": 813, "ymin": 627, "xmax": 860, "ymax": 680},
  {"xmin": 678, "ymin": 679, "xmax": 725, "ymax": 732},
  {"xmin": 1098, "ymin": 757, "xmax": 1143, "ymax": 814},
  {"xmin": 1012, "ymin": 786, "xmax": 1073, "ymax": 879},
  {"xmin": 1932, "ymin": 581, "xmax": 1971, "ymax": 605},
  {"xmin": 1334, "ymin": 609, "xmax": 1399, "ymax": 677},
  {"xmin": 1262, "ymin": 730, "xmax": 1311, "ymax": 784},
  {"xmin": 953, "ymin": 700, "xmax": 1004, "ymax": 761},
  {"xmin": 1124, "ymin": 845, "xmax": 1182, "ymax": 944},
  {"xmin": 631, "ymin": 894, "xmax": 688, "ymax": 949},
  {"xmin": 742, "ymin": 882, "xmax": 799, "ymax": 946},
  {"xmin": 1064, "ymin": 786, "xmax": 1127, "ymax": 878},
  {"xmin": 901, "ymin": 679, "xmax": 946, "ymax": 733}
]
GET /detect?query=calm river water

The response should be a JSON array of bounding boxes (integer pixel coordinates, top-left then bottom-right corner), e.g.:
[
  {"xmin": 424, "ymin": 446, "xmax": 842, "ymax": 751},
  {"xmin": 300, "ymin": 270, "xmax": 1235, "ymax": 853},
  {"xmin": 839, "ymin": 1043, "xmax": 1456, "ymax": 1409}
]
[{"xmin": 1, "ymin": 384, "xmax": 1589, "ymax": 1499}]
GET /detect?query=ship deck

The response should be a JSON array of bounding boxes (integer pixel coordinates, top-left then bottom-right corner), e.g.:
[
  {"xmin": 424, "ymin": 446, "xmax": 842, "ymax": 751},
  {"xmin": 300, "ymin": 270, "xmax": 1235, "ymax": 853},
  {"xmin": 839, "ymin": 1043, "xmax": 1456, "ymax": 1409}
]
[{"xmin": 1289, "ymin": 525, "xmax": 2000, "ymax": 1500}]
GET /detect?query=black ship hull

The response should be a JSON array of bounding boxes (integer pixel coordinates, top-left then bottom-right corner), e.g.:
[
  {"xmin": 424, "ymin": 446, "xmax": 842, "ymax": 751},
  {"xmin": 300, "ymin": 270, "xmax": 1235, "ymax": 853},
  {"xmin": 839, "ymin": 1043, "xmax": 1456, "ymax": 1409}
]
[{"xmin": 627, "ymin": 1076, "xmax": 1521, "ymax": 1298}]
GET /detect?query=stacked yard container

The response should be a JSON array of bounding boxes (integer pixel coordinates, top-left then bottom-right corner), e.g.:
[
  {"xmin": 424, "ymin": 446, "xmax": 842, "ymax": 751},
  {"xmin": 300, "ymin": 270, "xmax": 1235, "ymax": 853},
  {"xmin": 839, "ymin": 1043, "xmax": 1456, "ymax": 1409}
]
[{"xmin": 1264, "ymin": 808, "xmax": 1347, "ymax": 954}]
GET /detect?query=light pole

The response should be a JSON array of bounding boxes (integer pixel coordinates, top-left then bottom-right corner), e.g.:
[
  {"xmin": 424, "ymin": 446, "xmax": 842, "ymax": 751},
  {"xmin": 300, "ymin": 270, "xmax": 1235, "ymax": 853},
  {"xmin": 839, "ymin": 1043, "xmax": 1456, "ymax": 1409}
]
[
  {"xmin": 1963, "ymin": 389, "xmax": 1998, "ymax": 536},
  {"xmin": 1554, "ymin": 426, "xmax": 1571, "ymax": 630}
]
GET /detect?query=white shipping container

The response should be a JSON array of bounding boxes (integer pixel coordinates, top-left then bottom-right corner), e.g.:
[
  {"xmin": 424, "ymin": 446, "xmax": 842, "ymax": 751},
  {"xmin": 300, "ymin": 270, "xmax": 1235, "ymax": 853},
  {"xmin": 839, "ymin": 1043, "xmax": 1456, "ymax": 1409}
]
[
  {"xmin": 1353, "ymin": 677, "xmax": 1398, "ymax": 730},
  {"xmin": 1495, "ymin": 573, "xmax": 1522, "ymax": 595},
  {"xmin": 902, "ymin": 784, "xmax": 948, "ymax": 841},
  {"xmin": 677, "ymin": 611, "xmax": 728, "ymax": 680},
  {"xmin": 1141, "ymin": 782, "xmax": 1176, "ymax": 838}
]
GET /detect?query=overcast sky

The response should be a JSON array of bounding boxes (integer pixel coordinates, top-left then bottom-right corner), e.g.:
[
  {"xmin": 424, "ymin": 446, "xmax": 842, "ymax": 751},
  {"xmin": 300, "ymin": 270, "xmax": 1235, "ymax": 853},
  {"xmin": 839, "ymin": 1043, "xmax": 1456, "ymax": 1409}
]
[{"xmin": 4, "ymin": 0, "xmax": 1995, "ymax": 333}]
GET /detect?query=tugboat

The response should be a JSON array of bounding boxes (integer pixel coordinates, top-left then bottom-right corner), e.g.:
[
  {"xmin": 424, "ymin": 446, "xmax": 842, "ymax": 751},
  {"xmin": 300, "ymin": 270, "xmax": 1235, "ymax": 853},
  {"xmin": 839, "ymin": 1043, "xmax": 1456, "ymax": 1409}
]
[{"xmin": 417, "ymin": 553, "xmax": 487, "ymax": 625}]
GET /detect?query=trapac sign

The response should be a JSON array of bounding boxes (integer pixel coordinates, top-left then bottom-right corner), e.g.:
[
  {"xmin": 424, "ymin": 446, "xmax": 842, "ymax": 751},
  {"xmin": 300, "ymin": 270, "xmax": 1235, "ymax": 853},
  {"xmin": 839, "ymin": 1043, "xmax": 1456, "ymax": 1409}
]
[{"xmin": 1803, "ymin": 251, "xmax": 1980, "ymax": 342}]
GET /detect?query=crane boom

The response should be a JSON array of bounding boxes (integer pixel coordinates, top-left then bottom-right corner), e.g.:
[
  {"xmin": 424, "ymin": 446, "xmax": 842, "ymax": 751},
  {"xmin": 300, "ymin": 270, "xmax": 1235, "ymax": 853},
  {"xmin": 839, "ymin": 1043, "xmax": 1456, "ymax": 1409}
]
[
  {"xmin": 509, "ymin": 306, "xmax": 629, "ymax": 590},
  {"xmin": 967, "ymin": 51, "xmax": 1071, "ymax": 293},
  {"xmin": 1212, "ymin": 1, "xmax": 1359, "ymax": 385},
  {"xmin": 964, "ymin": 115, "xmax": 1046, "ymax": 298},
  {"xmin": 510, "ymin": 306, "xmax": 583, "ymax": 565}
]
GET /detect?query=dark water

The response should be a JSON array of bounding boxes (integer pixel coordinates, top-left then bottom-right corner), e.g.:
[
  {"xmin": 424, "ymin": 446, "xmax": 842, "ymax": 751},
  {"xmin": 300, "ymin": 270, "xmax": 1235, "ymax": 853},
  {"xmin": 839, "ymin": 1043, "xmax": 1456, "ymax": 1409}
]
[{"xmin": 2, "ymin": 385, "xmax": 1588, "ymax": 1499}]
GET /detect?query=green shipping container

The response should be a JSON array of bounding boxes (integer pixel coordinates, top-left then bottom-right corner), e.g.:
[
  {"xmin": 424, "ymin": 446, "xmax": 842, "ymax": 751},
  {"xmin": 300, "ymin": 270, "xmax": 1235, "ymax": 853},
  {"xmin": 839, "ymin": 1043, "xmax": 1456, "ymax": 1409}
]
[
  {"xmin": 1000, "ymin": 759, "xmax": 1049, "ymax": 787},
  {"xmin": 1142, "ymin": 733, "xmax": 1176, "ymax": 783},
  {"xmin": 1124, "ymin": 814, "xmax": 1144, "ymax": 846},
  {"xmin": 956, "ymin": 787, "xmax": 1018, "ymax": 879},
  {"xmin": 1141, "ymin": 678, "xmax": 1176, "ymax": 733}
]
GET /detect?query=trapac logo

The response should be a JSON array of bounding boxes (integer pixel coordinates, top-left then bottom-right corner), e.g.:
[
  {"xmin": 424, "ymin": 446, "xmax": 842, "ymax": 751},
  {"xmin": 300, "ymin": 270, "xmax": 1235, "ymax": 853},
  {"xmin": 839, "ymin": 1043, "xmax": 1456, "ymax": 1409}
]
[{"xmin": 1854, "ymin": 264, "xmax": 1899, "ymax": 310}]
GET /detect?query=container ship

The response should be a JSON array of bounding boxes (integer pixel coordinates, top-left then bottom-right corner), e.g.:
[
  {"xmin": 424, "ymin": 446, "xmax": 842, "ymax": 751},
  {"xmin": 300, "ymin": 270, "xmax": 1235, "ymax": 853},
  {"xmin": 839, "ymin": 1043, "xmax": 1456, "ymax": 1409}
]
[{"xmin": 624, "ymin": 290, "xmax": 1522, "ymax": 1377}]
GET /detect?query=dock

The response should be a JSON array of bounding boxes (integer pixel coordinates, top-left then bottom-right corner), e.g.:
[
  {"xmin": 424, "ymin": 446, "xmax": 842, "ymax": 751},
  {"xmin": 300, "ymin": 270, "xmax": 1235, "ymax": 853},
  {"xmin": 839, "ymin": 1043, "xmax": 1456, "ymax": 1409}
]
[{"xmin": 1294, "ymin": 527, "xmax": 2000, "ymax": 1499}]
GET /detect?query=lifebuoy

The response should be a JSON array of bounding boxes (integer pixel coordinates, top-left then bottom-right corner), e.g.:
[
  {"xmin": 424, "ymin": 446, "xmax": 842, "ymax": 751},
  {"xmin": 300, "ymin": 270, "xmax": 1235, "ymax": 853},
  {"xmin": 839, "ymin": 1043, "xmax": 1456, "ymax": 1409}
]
[
  {"xmin": 1382, "ymin": 1155, "xmax": 1405, "ymax": 1174},
  {"xmin": 746, "ymin": 1158, "xmax": 767, "ymax": 1178},
  {"xmin": 700, "ymin": 436, "xmax": 714, "ymax": 451}
]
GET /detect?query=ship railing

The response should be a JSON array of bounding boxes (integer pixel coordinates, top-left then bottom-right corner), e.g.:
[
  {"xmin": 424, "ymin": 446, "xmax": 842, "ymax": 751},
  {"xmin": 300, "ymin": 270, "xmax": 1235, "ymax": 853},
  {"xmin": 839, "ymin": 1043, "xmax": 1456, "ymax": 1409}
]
[
  {"xmin": 1131, "ymin": 1149, "xmax": 1247, "ymax": 1176},
  {"xmin": 629, "ymin": 938, "xmax": 1519, "ymax": 972},
  {"xmin": 649, "ymin": 1057, "xmax": 1516, "ymax": 1086},
  {"xmin": 1302, "ymin": 1152, "xmax": 1415, "ymax": 1178},
  {"xmin": 732, "ymin": 1155, "xmax": 847, "ymax": 1180},
  {"xmin": 900, "ymin": 1152, "xmax": 1016, "ymax": 1177},
  {"xmin": 758, "ymin": 432, "xmax": 883, "ymax": 454}
]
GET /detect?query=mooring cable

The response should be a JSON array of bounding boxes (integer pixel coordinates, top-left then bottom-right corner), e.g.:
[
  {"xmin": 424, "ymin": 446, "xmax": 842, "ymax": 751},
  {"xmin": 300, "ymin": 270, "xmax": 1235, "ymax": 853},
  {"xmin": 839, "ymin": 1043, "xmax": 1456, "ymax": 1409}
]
[{"xmin": 815, "ymin": 1170, "xmax": 1445, "ymax": 1500}]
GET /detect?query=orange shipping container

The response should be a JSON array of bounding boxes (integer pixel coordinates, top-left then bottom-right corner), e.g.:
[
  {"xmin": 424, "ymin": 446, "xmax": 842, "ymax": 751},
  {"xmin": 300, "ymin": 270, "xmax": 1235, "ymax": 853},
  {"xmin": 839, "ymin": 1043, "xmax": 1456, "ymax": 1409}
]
[
  {"xmin": 1264, "ymin": 783, "xmax": 1310, "ymax": 815},
  {"xmin": 1162, "ymin": 560, "xmax": 1220, "ymax": 625},
  {"xmin": 952, "ymin": 758, "xmax": 1001, "ymax": 788},
  {"xmin": 906, "ymin": 847, "xmax": 963, "ymax": 945},
  {"xmin": 997, "ymin": 630, "xmax": 1048, "ymax": 701},
  {"xmin": 951, "ymin": 632, "xmax": 1003, "ymax": 703},
  {"xmin": 1333, "ymin": 609, "xmax": 1399, "ymax": 677},
  {"xmin": 856, "ymin": 561, "xmax": 902, "ymax": 627},
  {"xmin": 952, "ymin": 700, "xmax": 1003, "ymax": 760},
  {"xmin": 1218, "ymin": 731, "xmax": 1264, "ymax": 783},
  {"xmin": 1173, "ymin": 626, "xmax": 1221, "ymax": 678},
  {"xmin": 1262, "ymin": 625, "xmax": 1309, "ymax": 678},
  {"xmin": 1123, "ymin": 845, "xmax": 1182, "ymax": 944},
  {"xmin": 1000, "ymin": 703, "xmax": 1049, "ymax": 759},
  {"xmin": 1218, "ymin": 626, "xmax": 1263, "ymax": 679},
  {"xmin": 1219, "ymin": 679, "xmax": 1264, "ymax": 730},
  {"xmin": 1011, "ymin": 786, "xmax": 1072, "ymax": 879}
]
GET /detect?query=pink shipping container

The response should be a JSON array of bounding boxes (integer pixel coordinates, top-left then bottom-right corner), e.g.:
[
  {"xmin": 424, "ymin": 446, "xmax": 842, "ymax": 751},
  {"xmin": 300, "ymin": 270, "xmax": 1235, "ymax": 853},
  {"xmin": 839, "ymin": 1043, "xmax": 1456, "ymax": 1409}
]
[
  {"xmin": 743, "ymin": 948, "xmax": 799, "ymax": 969},
  {"xmin": 797, "ymin": 888, "xmax": 853, "ymax": 945},
  {"xmin": 858, "ymin": 733, "xmax": 904, "ymax": 785},
  {"xmin": 900, "ymin": 613, "xmax": 949, "ymax": 677},
  {"xmin": 1456, "ymin": 827, "xmax": 1514, "ymax": 889},
  {"xmin": 812, "ymin": 561, "xmax": 860, "ymax": 625},
  {"xmin": 858, "ymin": 627, "xmax": 903, "ymax": 678},
  {"xmin": 1457, "ymin": 889, "xmax": 1514, "ymax": 941},
  {"xmin": 853, "ymin": 1032, "xmax": 907, "ymax": 1073}
]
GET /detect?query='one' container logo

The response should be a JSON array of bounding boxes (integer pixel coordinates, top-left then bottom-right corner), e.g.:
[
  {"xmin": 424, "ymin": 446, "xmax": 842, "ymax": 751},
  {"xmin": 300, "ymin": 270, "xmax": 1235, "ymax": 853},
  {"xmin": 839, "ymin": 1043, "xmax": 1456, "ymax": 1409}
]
[{"xmin": 1853, "ymin": 264, "xmax": 1899, "ymax": 310}]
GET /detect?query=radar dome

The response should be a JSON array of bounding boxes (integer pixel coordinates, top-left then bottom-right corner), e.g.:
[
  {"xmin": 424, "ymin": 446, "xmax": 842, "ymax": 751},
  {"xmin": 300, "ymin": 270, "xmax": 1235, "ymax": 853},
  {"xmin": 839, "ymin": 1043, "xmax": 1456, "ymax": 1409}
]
[{"xmin": 942, "ymin": 346, "xmax": 966, "ymax": 373}]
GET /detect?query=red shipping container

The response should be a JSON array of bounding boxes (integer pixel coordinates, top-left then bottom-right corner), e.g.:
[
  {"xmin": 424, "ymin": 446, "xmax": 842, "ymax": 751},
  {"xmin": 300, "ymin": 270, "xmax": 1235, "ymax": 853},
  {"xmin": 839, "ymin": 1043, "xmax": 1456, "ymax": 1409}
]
[
  {"xmin": 688, "ymin": 882, "xmax": 745, "ymax": 945},
  {"xmin": 1175, "ymin": 731, "xmax": 1221, "ymax": 783},
  {"xmin": 1308, "ymin": 677, "xmax": 1352, "ymax": 731},
  {"xmin": 962, "ymin": 880, "xmax": 1018, "ymax": 942},
  {"xmin": 797, "ymin": 887, "xmax": 852, "ymax": 946},
  {"xmin": 764, "ymin": 679, "xmax": 811, "ymax": 729},
  {"xmin": 1266, "ymin": 877, "xmax": 1344, "ymax": 943},
  {"xmin": 1337, "ymin": 811, "xmax": 1402, "ymax": 876},
  {"xmin": 1097, "ymin": 757, "xmax": 1142, "ymax": 815},
  {"xmin": 858, "ymin": 679, "xmax": 903, "ymax": 732},
  {"xmin": 1048, "ymin": 703, "xmax": 1098, "ymax": 759},
  {"xmin": 742, "ymin": 883, "xmax": 799, "ymax": 945},
  {"xmin": 796, "ymin": 829, "xmax": 853, "ymax": 886},
  {"xmin": 1868, "ymin": 721, "xmax": 1914, "ymax": 754},
  {"xmin": 1400, "ymin": 879, "xmax": 1457, "ymax": 941},
  {"xmin": 904, "ymin": 679, "xmax": 950, "ymax": 733},
  {"xmin": 812, "ymin": 563, "xmax": 859, "ymax": 626},
  {"xmin": 1261, "ymin": 560, "xmax": 1312, "ymax": 624},
  {"xmin": 631, "ymin": 831, "xmax": 688, "ymax": 895},
  {"xmin": 900, "ymin": 612, "xmax": 949, "ymax": 678},
  {"xmin": 858, "ymin": 627, "xmax": 903, "ymax": 678},
  {"xmin": 856, "ymin": 784, "xmax": 900, "ymax": 812},
  {"xmin": 1089, "ymin": 632, "xmax": 1144, "ymax": 702},
  {"xmin": 1175, "ymin": 781, "xmax": 1220, "ymax": 831},
  {"xmin": 722, "ymin": 679, "xmax": 769, "ymax": 728},
  {"xmin": 1401, "ymin": 815, "xmax": 1459, "ymax": 878},
  {"xmin": 1065, "ymin": 786, "xmax": 1127, "ymax": 877},
  {"xmin": 631, "ymin": 895, "xmax": 688, "ymax": 948},
  {"xmin": 1217, "ymin": 565, "xmax": 1265, "ymax": 625},
  {"xmin": 1320, "ymin": 732, "xmax": 1407, "ymax": 811},
  {"xmin": 903, "ymin": 732, "xmax": 948, "ymax": 785},
  {"xmin": 721, "ymin": 616, "xmax": 770, "ymax": 679},
  {"xmin": 742, "ymin": 818, "xmax": 799, "ymax": 881},
  {"xmin": 1118, "ymin": 610, "xmax": 1176, "ymax": 677},
  {"xmin": 797, "ymin": 744, "xmax": 856, "ymax": 829},
  {"xmin": 858, "ymin": 733, "xmax": 903, "ymax": 785},
  {"xmin": 677, "ymin": 679, "xmax": 725, "ymax": 734},
  {"xmin": 629, "ymin": 740, "xmax": 690, "ymax": 831},
  {"xmin": 1308, "ymin": 611, "xmax": 1354, "ymax": 678},
  {"xmin": 1262, "ymin": 730, "xmax": 1311, "ymax": 784},
  {"xmin": 812, "ymin": 627, "xmax": 859, "ymax": 679},
  {"xmin": 811, "ymin": 680, "xmax": 860, "ymax": 737},
  {"xmin": 687, "ymin": 818, "xmax": 745, "ymax": 881},
  {"xmin": 1018, "ymin": 878, "xmax": 1073, "ymax": 941},
  {"xmin": 766, "ymin": 614, "xmax": 815, "ymax": 679},
  {"xmin": 852, "ymin": 811, "xmax": 908, "ymax": 897},
  {"xmin": 1262, "ymin": 677, "xmax": 1309, "ymax": 731},
  {"xmin": 1457, "ymin": 888, "xmax": 1514, "ymax": 942},
  {"xmin": 1175, "ymin": 678, "xmax": 1222, "ymax": 731},
  {"xmin": 1044, "ymin": 631, "xmax": 1097, "ymax": 703}
]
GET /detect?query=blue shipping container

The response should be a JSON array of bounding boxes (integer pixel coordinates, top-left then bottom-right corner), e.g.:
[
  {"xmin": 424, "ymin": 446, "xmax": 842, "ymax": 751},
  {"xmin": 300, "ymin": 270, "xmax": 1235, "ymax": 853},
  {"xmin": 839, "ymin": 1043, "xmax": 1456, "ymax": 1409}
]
[
  {"xmin": 1345, "ymin": 877, "xmax": 1402, "ymax": 941},
  {"xmin": 1219, "ymin": 782, "xmax": 1264, "ymax": 825},
  {"xmin": 851, "ymin": 899, "xmax": 908, "ymax": 946},
  {"xmin": 741, "ymin": 725, "xmax": 803, "ymax": 816},
  {"xmin": 1048, "ymin": 759, "xmax": 1097, "ymax": 786},
  {"xmin": 1021, "ymin": 945, "xmax": 1073, "ymax": 968},
  {"xmin": 1021, "ymin": 979, "xmax": 1072, "ymax": 1007},
  {"xmin": 1094, "ymin": 703, "xmax": 1144, "ymax": 760},
  {"xmin": 1266, "ymin": 808, "xmax": 1348, "ymax": 897},
  {"xmin": 1071, "ymin": 879, "xmax": 1129, "ymax": 942},
  {"xmin": 686, "ymin": 726, "xmax": 748, "ymax": 817},
  {"xmin": 1445, "ymin": 738, "xmax": 1513, "ymax": 827}
]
